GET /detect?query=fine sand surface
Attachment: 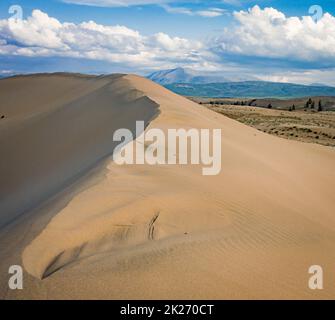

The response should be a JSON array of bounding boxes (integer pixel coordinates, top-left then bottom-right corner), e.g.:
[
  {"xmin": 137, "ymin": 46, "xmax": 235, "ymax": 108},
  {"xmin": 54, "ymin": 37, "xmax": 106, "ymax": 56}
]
[{"xmin": 1, "ymin": 74, "xmax": 335, "ymax": 299}]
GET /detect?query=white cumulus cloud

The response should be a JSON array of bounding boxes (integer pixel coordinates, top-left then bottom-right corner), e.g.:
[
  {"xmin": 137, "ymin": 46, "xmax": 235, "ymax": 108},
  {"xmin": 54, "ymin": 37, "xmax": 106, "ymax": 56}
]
[
  {"xmin": 0, "ymin": 9, "xmax": 207, "ymax": 69},
  {"xmin": 213, "ymin": 5, "xmax": 335, "ymax": 63}
]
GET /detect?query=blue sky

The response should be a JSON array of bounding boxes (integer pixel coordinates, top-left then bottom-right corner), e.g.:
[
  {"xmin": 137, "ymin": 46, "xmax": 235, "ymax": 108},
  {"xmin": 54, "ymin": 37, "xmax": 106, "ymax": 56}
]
[
  {"xmin": 1, "ymin": 1, "xmax": 335, "ymax": 37},
  {"xmin": 0, "ymin": 0, "xmax": 335, "ymax": 85}
]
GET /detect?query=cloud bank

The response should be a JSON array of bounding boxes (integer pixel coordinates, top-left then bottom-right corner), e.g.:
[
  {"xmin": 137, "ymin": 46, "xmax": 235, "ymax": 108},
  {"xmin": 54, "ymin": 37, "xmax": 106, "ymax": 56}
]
[
  {"xmin": 213, "ymin": 5, "xmax": 335, "ymax": 65},
  {"xmin": 0, "ymin": 9, "xmax": 209, "ymax": 70}
]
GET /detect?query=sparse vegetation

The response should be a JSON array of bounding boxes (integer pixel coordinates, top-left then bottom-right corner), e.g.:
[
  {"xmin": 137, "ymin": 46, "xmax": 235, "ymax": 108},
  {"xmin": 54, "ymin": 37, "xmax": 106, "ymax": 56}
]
[
  {"xmin": 318, "ymin": 100, "xmax": 323, "ymax": 112},
  {"xmin": 194, "ymin": 100, "xmax": 335, "ymax": 147},
  {"xmin": 192, "ymin": 96, "xmax": 335, "ymax": 112}
]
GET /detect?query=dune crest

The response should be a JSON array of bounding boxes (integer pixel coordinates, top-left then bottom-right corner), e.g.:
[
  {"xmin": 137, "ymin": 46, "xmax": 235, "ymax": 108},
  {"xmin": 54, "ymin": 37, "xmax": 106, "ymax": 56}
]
[
  {"xmin": 0, "ymin": 74, "xmax": 159, "ymax": 228},
  {"xmin": 3, "ymin": 74, "xmax": 335, "ymax": 299}
]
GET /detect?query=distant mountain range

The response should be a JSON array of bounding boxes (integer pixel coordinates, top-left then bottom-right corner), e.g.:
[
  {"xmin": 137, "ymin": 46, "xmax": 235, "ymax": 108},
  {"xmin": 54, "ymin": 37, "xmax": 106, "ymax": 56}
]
[
  {"xmin": 166, "ymin": 82, "xmax": 335, "ymax": 99},
  {"xmin": 147, "ymin": 68, "xmax": 335, "ymax": 99},
  {"xmin": 0, "ymin": 73, "xmax": 16, "ymax": 79},
  {"xmin": 147, "ymin": 67, "xmax": 228, "ymax": 85}
]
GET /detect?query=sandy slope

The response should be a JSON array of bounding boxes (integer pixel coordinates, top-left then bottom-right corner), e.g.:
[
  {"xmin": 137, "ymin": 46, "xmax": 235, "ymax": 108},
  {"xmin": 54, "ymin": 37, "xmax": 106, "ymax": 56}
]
[
  {"xmin": 0, "ymin": 74, "xmax": 158, "ymax": 227},
  {"xmin": 1, "ymin": 74, "xmax": 335, "ymax": 299}
]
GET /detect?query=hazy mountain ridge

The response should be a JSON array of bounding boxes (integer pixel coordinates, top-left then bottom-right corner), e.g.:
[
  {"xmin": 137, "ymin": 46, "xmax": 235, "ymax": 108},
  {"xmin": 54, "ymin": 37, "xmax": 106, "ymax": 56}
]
[
  {"xmin": 166, "ymin": 81, "xmax": 335, "ymax": 99},
  {"xmin": 147, "ymin": 67, "xmax": 228, "ymax": 85},
  {"xmin": 147, "ymin": 68, "xmax": 335, "ymax": 98}
]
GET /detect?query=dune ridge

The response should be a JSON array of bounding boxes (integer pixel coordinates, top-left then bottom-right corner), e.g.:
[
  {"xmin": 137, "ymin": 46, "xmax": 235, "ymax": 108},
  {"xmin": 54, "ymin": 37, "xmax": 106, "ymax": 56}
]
[
  {"xmin": 0, "ymin": 74, "xmax": 159, "ymax": 228},
  {"xmin": 1, "ymin": 74, "xmax": 335, "ymax": 299}
]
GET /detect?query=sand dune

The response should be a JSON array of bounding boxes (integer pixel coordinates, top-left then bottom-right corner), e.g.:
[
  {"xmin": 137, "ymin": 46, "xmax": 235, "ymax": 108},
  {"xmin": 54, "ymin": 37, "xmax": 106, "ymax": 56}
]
[
  {"xmin": 1, "ymin": 74, "xmax": 335, "ymax": 299},
  {"xmin": 0, "ymin": 74, "xmax": 158, "ymax": 228}
]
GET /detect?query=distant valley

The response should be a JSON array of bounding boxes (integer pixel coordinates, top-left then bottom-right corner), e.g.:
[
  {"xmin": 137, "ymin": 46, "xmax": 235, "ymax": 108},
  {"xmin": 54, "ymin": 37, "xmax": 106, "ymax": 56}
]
[
  {"xmin": 166, "ymin": 81, "xmax": 335, "ymax": 99},
  {"xmin": 147, "ymin": 68, "xmax": 335, "ymax": 99}
]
